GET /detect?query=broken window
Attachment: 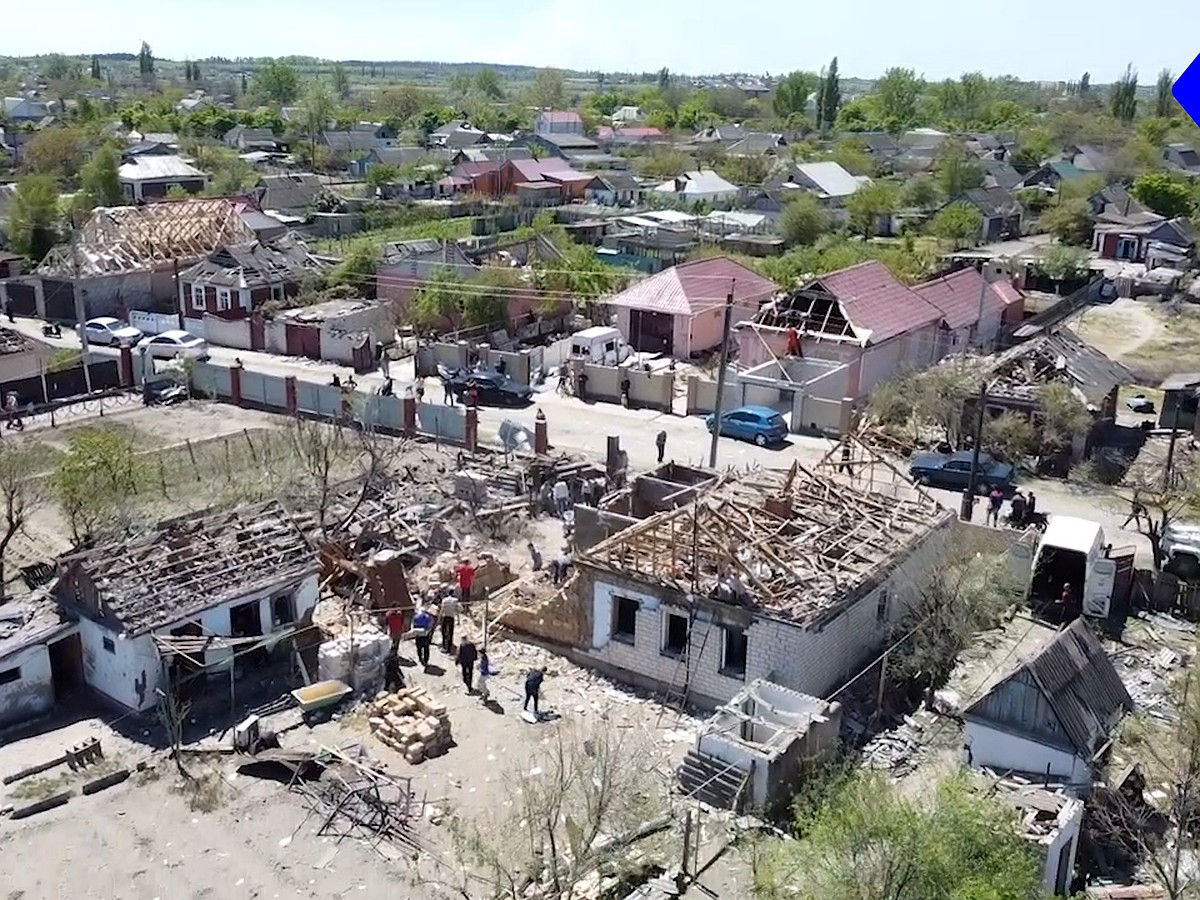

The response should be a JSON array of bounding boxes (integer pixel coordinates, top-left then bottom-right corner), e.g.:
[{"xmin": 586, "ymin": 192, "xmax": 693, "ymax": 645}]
[
  {"xmin": 102, "ymin": 636, "xmax": 116, "ymax": 654},
  {"xmin": 0, "ymin": 667, "xmax": 20, "ymax": 685},
  {"xmin": 612, "ymin": 597, "xmax": 638, "ymax": 643},
  {"xmin": 662, "ymin": 612, "xmax": 689, "ymax": 657},
  {"xmin": 876, "ymin": 588, "xmax": 890, "ymax": 623},
  {"xmin": 271, "ymin": 594, "xmax": 296, "ymax": 627},
  {"xmin": 722, "ymin": 628, "xmax": 748, "ymax": 677}
]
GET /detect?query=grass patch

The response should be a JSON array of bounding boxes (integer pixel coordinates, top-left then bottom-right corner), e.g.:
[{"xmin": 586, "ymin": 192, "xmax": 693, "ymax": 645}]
[
  {"xmin": 312, "ymin": 216, "xmax": 475, "ymax": 255},
  {"xmin": 170, "ymin": 768, "xmax": 229, "ymax": 813},
  {"xmin": 8, "ymin": 772, "xmax": 70, "ymax": 801}
]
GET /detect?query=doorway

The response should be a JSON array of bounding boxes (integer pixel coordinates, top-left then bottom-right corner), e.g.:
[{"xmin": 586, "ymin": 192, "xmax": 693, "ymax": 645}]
[
  {"xmin": 629, "ymin": 309, "xmax": 674, "ymax": 355},
  {"xmin": 168, "ymin": 621, "xmax": 206, "ymax": 698},
  {"xmin": 47, "ymin": 633, "xmax": 84, "ymax": 700}
]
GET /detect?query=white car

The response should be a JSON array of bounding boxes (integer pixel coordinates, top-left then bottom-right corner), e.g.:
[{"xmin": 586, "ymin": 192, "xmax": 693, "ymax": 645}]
[
  {"xmin": 136, "ymin": 330, "xmax": 209, "ymax": 360},
  {"xmin": 83, "ymin": 316, "xmax": 143, "ymax": 347}
]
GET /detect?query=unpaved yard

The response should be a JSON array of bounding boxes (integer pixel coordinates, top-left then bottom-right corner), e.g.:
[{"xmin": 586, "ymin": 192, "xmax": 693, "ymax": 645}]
[{"xmin": 1070, "ymin": 298, "xmax": 1200, "ymax": 384}]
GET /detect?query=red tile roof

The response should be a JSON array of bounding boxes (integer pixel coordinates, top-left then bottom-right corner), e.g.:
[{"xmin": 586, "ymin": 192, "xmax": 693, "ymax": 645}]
[
  {"xmin": 814, "ymin": 260, "xmax": 942, "ymax": 344},
  {"xmin": 608, "ymin": 257, "xmax": 778, "ymax": 317},
  {"xmin": 912, "ymin": 267, "xmax": 1023, "ymax": 331}
]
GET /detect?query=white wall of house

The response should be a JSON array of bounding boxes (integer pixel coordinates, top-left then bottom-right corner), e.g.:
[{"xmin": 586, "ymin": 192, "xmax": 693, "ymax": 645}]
[
  {"xmin": 0, "ymin": 643, "xmax": 55, "ymax": 727},
  {"xmin": 962, "ymin": 720, "xmax": 1090, "ymax": 782},
  {"xmin": 1036, "ymin": 800, "xmax": 1083, "ymax": 896},
  {"xmin": 79, "ymin": 573, "xmax": 319, "ymax": 712},
  {"xmin": 584, "ymin": 520, "xmax": 954, "ymax": 706}
]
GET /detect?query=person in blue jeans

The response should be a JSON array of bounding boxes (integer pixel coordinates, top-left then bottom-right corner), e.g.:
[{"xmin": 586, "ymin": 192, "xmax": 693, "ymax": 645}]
[
  {"xmin": 412, "ymin": 607, "xmax": 434, "ymax": 668},
  {"xmin": 524, "ymin": 667, "xmax": 546, "ymax": 716}
]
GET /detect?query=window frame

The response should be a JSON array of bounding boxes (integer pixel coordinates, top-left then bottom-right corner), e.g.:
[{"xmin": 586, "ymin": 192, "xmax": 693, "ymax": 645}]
[
  {"xmin": 102, "ymin": 636, "xmax": 116, "ymax": 654},
  {"xmin": 720, "ymin": 627, "xmax": 748, "ymax": 679},
  {"xmin": 611, "ymin": 596, "xmax": 638, "ymax": 644},
  {"xmin": 190, "ymin": 284, "xmax": 206, "ymax": 312},
  {"xmin": 0, "ymin": 666, "xmax": 21, "ymax": 685},
  {"xmin": 216, "ymin": 288, "xmax": 232, "ymax": 312},
  {"xmin": 661, "ymin": 611, "xmax": 689, "ymax": 658},
  {"xmin": 271, "ymin": 593, "xmax": 296, "ymax": 628}
]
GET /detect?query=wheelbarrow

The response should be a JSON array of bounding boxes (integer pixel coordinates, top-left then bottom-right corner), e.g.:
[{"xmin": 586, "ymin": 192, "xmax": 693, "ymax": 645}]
[{"xmin": 290, "ymin": 680, "xmax": 352, "ymax": 724}]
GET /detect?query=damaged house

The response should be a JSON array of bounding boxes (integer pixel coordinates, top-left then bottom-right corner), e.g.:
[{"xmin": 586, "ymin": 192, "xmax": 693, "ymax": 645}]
[
  {"xmin": 963, "ymin": 619, "xmax": 1133, "ymax": 782},
  {"xmin": 532, "ymin": 459, "xmax": 954, "ymax": 709},
  {"xmin": 0, "ymin": 594, "xmax": 79, "ymax": 729},
  {"xmin": 54, "ymin": 501, "xmax": 318, "ymax": 713}
]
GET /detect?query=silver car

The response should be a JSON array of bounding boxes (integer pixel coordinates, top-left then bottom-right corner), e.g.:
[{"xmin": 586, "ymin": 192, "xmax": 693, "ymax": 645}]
[
  {"xmin": 136, "ymin": 330, "xmax": 209, "ymax": 360},
  {"xmin": 83, "ymin": 316, "xmax": 143, "ymax": 347}
]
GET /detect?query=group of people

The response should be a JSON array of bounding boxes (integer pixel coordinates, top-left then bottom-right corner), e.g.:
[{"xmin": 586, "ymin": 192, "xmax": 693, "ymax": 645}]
[{"xmin": 983, "ymin": 485, "xmax": 1038, "ymax": 528}]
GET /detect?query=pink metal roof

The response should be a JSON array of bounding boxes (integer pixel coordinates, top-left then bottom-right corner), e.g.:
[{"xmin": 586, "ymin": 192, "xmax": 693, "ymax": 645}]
[
  {"xmin": 507, "ymin": 158, "xmax": 574, "ymax": 181},
  {"xmin": 453, "ymin": 161, "xmax": 500, "ymax": 178},
  {"xmin": 608, "ymin": 257, "xmax": 778, "ymax": 317},
  {"xmin": 814, "ymin": 260, "xmax": 942, "ymax": 344},
  {"xmin": 541, "ymin": 110, "xmax": 582, "ymax": 123},
  {"xmin": 912, "ymin": 267, "xmax": 1023, "ymax": 331}
]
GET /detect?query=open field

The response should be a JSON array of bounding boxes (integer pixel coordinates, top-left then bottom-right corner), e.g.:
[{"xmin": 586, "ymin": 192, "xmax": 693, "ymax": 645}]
[{"xmin": 1070, "ymin": 297, "xmax": 1200, "ymax": 385}]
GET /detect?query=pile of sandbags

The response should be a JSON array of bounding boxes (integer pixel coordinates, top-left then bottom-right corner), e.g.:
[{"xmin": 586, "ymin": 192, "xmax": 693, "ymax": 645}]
[{"xmin": 367, "ymin": 685, "xmax": 452, "ymax": 764}]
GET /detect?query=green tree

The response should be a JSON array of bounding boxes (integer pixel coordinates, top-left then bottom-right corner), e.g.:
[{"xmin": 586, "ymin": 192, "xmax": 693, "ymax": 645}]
[
  {"xmin": 815, "ymin": 57, "xmax": 841, "ymax": 130},
  {"xmin": 1041, "ymin": 198, "xmax": 1092, "ymax": 244},
  {"xmin": 1155, "ymin": 68, "xmax": 1176, "ymax": 119},
  {"xmin": 89, "ymin": 56, "xmax": 101, "ymax": 81},
  {"xmin": 79, "ymin": 144, "xmax": 122, "ymax": 209},
  {"xmin": 331, "ymin": 63, "xmax": 350, "ymax": 101},
  {"xmin": 409, "ymin": 266, "xmax": 467, "ymax": 329},
  {"xmin": 473, "ymin": 67, "xmax": 504, "ymax": 101},
  {"xmin": 773, "ymin": 71, "xmax": 818, "ymax": 120},
  {"xmin": 934, "ymin": 143, "xmax": 984, "ymax": 198},
  {"xmin": 24, "ymin": 126, "xmax": 86, "ymax": 180},
  {"xmin": 845, "ymin": 180, "xmax": 899, "ymax": 237},
  {"xmin": 636, "ymin": 149, "xmax": 693, "ymax": 179},
  {"xmin": 1037, "ymin": 244, "xmax": 1090, "ymax": 285},
  {"xmin": 7, "ymin": 175, "xmax": 61, "ymax": 262},
  {"xmin": 778, "ymin": 194, "xmax": 829, "ymax": 247},
  {"xmin": 0, "ymin": 444, "xmax": 39, "ymax": 599},
  {"xmin": 657, "ymin": 67, "xmax": 671, "ymax": 92},
  {"xmin": 529, "ymin": 68, "xmax": 565, "ymax": 109},
  {"xmin": 873, "ymin": 67, "xmax": 925, "ymax": 131},
  {"xmin": 1079, "ymin": 71, "xmax": 1091, "ymax": 94},
  {"xmin": 1132, "ymin": 171, "xmax": 1195, "ymax": 218},
  {"xmin": 900, "ymin": 175, "xmax": 940, "ymax": 210},
  {"xmin": 829, "ymin": 139, "xmax": 872, "ymax": 176},
  {"xmin": 329, "ymin": 244, "xmax": 378, "ymax": 299},
  {"xmin": 376, "ymin": 85, "xmax": 424, "ymax": 123},
  {"xmin": 365, "ymin": 164, "xmax": 400, "ymax": 189},
  {"xmin": 754, "ymin": 773, "xmax": 1042, "ymax": 900},
  {"xmin": 930, "ymin": 201, "xmax": 983, "ymax": 248},
  {"xmin": 137, "ymin": 41, "xmax": 154, "ymax": 77},
  {"xmin": 255, "ymin": 59, "xmax": 301, "ymax": 105},
  {"xmin": 1110, "ymin": 63, "xmax": 1139, "ymax": 124},
  {"xmin": 54, "ymin": 427, "xmax": 145, "ymax": 544},
  {"xmin": 301, "ymin": 80, "xmax": 336, "ymax": 161}
]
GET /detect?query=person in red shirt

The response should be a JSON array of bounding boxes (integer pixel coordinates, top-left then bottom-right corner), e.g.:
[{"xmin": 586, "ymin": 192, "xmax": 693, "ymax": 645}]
[
  {"xmin": 386, "ymin": 609, "xmax": 406, "ymax": 653},
  {"xmin": 457, "ymin": 560, "xmax": 475, "ymax": 603}
]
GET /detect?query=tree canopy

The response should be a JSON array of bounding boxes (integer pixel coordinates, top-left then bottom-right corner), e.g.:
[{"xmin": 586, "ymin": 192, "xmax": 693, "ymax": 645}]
[
  {"xmin": 1132, "ymin": 172, "xmax": 1195, "ymax": 219},
  {"xmin": 254, "ymin": 59, "xmax": 301, "ymax": 105},
  {"xmin": 7, "ymin": 175, "xmax": 61, "ymax": 262}
]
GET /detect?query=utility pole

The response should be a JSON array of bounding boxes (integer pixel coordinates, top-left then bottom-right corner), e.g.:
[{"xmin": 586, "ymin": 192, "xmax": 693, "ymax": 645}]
[
  {"xmin": 707, "ymin": 280, "xmax": 736, "ymax": 469},
  {"xmin": 961, "ymin": 380, "xmax": 988, "ymax": 521},
  {"xmin": 70, "ymin": 230, "xmax": 93, "ymax": 394},
  {"xmin": 972, "ymin": 262, "xmax": 990, "ymax": 352}
]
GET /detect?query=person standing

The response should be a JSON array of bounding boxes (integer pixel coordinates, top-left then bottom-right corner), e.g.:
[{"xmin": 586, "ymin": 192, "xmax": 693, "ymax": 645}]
[
  {"xmin": 377, "ymin": 343, "xmax": 391, "ymax": 377},
  {"xmin": 456, "ymin": 636, "xmax": 478, "ymax": 692},
  {"xmin": 655, "ymin": 430, "xmax": 667, "ymax": 464},
  {"xmin": 1009, "ymin": 490, "xmax": 1027, "ymax": 527},
  {"xmin": 986, "ymin": 485, "xmax": 1004, "ymax": 527},
  {"xmin": 456, "ymin": 559, "xmax": 476, "ymax": 603},
  {"xmin": 1026, "ymin": 490, "xmax": 1037, "ymax": 520},
  {"xmin": 442, "ymin": 379, "xmax": 454, "ymax": 405},
  {"xmin": 552, "ymin": 479, "xmax": 570, "ymax": 517},
  {"xmin": 412, "ymin": 606, "xmax": 434, "ymax": 668},
  {"xmin": 524, "ymin": 667, "xmax": 546, "ymax": 716},
  {"xmin": 383, "ymin": 651, "xmax": 404, "ymax": 692},
  {"xmin": 439, "ymin": 590, "xmax": 460, "ymax": 654},
  {"xmin": 477, "ymin": 649, "xmax": 490, "ymax": 702},
  {"xmin": 527, "ymin": 541, "xmax": 543, "ymax": 572},
  {"xmin": 386, "ymin": 608, "xmax": 406, "ymax": 653}
]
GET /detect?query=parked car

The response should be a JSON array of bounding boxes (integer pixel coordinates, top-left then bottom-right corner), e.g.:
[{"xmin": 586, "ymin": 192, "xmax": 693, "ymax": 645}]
[
  {"xmin": 143, "ymin": 378, "xmax": 189, "ymax": 406},
  {"xmin": 1126, "ymin": 394, "xmax": 1156, "ymax": 414},
  {"xmin": 909, "ymin": 449, "xmax": 1016, "ymax": 494},
  {"xmin": 136, "ymin": 330, "xmax": 209, "ymax": 360},
  {"xmin": 705, "ymin": 405, "xmax": 788, "ymax": 447},
  {"xmin": 444, "ymin": 368, "xmax": 533, "ymax": 406},
  {"xmin": 83, "ymin": 316, "xmax": 143, "ymax": 347}
]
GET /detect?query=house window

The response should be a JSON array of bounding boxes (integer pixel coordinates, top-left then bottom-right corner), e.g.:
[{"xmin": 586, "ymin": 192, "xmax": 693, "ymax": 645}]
[
  {"xmin": 662, "ymin": 612, "xmax": 689, "ymax": 657},
  {"xmin": 876, "ymin": 588, "xmax": 891, "ymax": 623},
  {"xmin": 0, "ymin": 667, "xmax": 20, "ymax": 685},
  {"xmin": 270, "ymin": 283, "xmax": 285, "ymax": 301},
  {"xmin": 612, "ymin": 597, "xmax": 638, "ymax": 644},
  {"xmin": 216, "ymin": 288, "xmax": 232, "ymax": 312},
  {"xmin": 721, "ymin": 628, "xmax": 748, "ymax": 678},
  {"xmin": 190, "ymin": 284, "xmax": 205, "ymax": 312},
  {"xmin": 102, "ymin": 636, "xmax": 116, "ymax": 654},
  {"xmin": 271, "ymin": 594, "xmax": 296, "ymax": 627}
]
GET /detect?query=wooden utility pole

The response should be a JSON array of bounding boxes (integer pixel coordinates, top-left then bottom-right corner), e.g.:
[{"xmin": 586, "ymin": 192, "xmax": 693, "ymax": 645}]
[
  {"xmin": 707, "ymin": 280, "xmax": 736, "ymax": 469},
  {"xmin": 961, "ymin": 380, "xmax": 988, "ymax": 521}
]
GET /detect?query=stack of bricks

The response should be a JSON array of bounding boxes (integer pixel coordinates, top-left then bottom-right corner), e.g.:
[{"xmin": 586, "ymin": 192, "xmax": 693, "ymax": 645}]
[{"xmin": 367, "ymin": 686, "xmax": 452, "ymax": 764}]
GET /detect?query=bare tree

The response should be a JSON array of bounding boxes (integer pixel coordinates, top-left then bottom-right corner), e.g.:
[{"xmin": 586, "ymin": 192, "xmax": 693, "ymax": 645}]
[
  {"xmin": 448, "ymin": 723, "xmax": 671, "ymax": 899},
  {"xmin": 0, "ymin": 444, "xmax": 39, "ymax": 598}
]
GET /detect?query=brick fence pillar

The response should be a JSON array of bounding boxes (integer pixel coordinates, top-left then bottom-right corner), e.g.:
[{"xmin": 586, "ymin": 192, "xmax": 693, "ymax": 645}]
[
  {"xmin": 118, "ymin": 346, "xmax": 133, "ymax": 387},
  {"xmin": 464, "ymin": 405, "xmax": 478, "ymax": 452},
  {"xmin": 285, "ymin": 375, "xmax": 298, "ymax": 415},
  {"xmin": 534, "ymin": 408, "xmax": 548, "ymax": 454},
  {"xmin": 403, "ymin": 396, "xmax": 417, "ymax": 437},
  {"xmin": 229, "ymin": 364, "xmax": 243, "ymax": 406}
]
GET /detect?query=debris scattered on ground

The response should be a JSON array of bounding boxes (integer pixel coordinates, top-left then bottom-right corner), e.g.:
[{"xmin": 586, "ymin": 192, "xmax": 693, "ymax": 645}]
[{"xmin": 367, "ymin": 686, "xmax": 453, "ymax": 763}]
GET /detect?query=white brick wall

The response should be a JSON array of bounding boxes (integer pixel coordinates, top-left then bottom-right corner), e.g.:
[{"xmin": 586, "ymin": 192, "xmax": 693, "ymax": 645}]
[{"xmin": 581, "ymin": 518, "xmax": 954, "ymax": 705}]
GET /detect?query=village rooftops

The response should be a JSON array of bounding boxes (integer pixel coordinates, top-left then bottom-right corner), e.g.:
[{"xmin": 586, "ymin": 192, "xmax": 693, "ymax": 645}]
[
  {"xmin": 180, "ymin": 235, "xmax": 326, "ymax": 289},
  {"xmin": 57, "ymin": 500, "xmax": 316, "ymax": 636},
  {"xmin": 576, "ymin": 461, "xmax": 951, "ymax": 627}
]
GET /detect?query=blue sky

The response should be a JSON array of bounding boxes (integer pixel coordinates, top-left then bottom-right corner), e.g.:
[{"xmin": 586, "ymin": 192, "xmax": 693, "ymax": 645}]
[{"xmin": 2, "ymin": 0, "xmax": 1197, "ymax": 83}]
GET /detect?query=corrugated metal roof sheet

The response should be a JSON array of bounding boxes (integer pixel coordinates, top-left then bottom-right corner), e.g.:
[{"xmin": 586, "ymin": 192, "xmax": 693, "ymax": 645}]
[
  {"xmin": 814, "ymin": 260, "xmax": 942, "ymax": 344},
  {"xmin": 607, "ymin": 257, "xmax": 777, "ymax": 317},
  {"xmin": 912, "ymin": 267, "xmax": 1020, "ymax": 331}
]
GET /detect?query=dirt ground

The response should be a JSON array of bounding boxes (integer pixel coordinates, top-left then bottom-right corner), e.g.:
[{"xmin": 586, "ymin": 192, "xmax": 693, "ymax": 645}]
[{"xmin": 1070, "ymin": 297, "xmax": 1200, "ymax": 386}]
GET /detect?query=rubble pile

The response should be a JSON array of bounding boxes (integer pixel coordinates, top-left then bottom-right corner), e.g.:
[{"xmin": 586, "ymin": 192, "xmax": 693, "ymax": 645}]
[{"xmin": 367, "ymin": 686, "xmax": 453, "ymax": 764}]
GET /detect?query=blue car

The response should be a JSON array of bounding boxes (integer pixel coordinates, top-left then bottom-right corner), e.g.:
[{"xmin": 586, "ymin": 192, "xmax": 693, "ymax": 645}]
[{"xmin": 705, "ymin": 405, "xmax": 788, "ymax": 447}]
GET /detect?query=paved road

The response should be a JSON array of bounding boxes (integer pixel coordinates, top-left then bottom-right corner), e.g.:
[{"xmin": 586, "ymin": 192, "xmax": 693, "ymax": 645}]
[{"xmin": 10, "ymin": 320, "xmax": 835, "ymax": 474}]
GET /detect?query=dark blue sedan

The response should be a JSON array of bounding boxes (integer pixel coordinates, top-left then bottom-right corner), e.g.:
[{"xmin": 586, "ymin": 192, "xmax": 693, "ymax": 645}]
[{"xmin": 705, "ymin": 405, "xmax": 788, "ymax": 447}]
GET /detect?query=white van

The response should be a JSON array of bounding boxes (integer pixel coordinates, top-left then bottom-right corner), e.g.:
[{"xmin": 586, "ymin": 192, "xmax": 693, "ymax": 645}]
[
  {"xmin": 1161, "ymin": 521, "xmax": 1200, "ymax": 580},
  {"xmin": 1023, "ymin": 516, "xmax": 1115, "ymax": 618},
  {"xmin": 569, "ymin": 326, "xmax": 632, "ymax": 366}
]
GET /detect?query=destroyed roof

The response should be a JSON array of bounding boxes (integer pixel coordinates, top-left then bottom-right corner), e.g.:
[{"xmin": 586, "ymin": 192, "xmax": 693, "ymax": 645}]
[
  {"xmin": 179, "ymin": 234, "xmax": 327, "ymax": 289},
  {"xmin": 989, "ymin": 329, "xmax": 1133, "ymax": 405},
  {"xmin": 254, "ymin": 173, "xmax": 327, "ymax": 213},
  {"xmin": 59, "ymin": 500, "xmax": 316, "ymax": 636},
  {"xmin": 117, "ymin": 154, "xmax": 207, "ymax": 182},
  {"xmin": 36, "ymin": 199, "xmax": 257, "ymax": 278},
  {"xmin": 965, "ymin": 619, "xmax": 1132, "ymax": 758},
  {"xmin": 912, "ymin": 267, "xmax": 1022, "ymax": 331},
  {"xmin": 0, "ymin": 591, "xmax": 74, "ymax": 662},
  {"xmin": 577, "ymin": 461, "xmax": 950, "ymax": 627}
]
